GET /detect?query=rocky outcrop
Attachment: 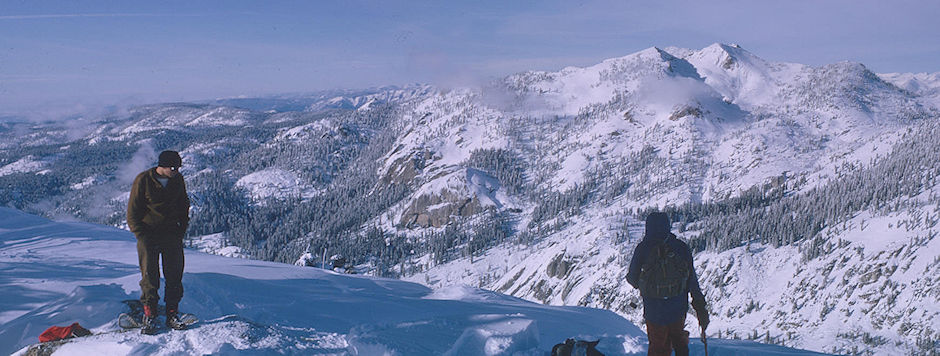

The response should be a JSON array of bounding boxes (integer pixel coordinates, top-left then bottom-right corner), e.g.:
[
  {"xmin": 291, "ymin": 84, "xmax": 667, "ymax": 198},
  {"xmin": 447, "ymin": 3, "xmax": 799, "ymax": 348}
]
[
  {"xmin": 399, "ymin": 190, "xmax": 483, "ymax": 228},
  {"xmin": 382, "ymin": 149, "xmax": 433, "ymax": 185},
  {"xmin": 546, "ymin": 253, "xmax": 574, "ymax": 279},
  {"xmin": 668, "ymin": 105, "xmax": 703, "ymax": 121},
  {"xmin": 396, "ymin": 166, "xmax": 505, "ymax": 229}
]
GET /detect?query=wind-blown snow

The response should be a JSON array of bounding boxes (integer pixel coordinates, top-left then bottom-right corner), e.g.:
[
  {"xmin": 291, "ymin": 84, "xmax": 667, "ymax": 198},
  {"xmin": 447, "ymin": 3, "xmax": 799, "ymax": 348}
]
[{"xmin": 0, "ymin": 208, "xmax": 831, "ymax": 355}]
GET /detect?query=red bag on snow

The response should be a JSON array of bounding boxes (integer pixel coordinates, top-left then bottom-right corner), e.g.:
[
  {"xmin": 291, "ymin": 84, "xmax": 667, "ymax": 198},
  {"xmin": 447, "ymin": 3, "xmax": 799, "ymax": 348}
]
[{"xmin": 39, "ymin": 322, "xmax": 91, "ymax": 343}]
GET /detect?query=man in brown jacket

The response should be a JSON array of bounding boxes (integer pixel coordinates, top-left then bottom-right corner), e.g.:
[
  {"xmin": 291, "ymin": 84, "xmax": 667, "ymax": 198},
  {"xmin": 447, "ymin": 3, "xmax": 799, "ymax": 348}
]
[{"xmin": 127, "ymin": 150, "xmax": 190, "ymax": 334}]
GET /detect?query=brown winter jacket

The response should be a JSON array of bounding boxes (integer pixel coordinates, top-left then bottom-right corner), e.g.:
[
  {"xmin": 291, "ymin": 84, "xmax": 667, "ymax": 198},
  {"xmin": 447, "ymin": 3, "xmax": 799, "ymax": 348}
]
[{"xmin": 127, "ymin": 168, "xmax": 190, "ymax": 239}]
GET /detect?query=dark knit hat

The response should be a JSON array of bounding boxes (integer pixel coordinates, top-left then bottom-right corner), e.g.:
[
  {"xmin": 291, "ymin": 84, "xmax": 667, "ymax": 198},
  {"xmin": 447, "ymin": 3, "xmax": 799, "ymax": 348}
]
[
  {"xmin": 158, "ymin": 150, "xmax": 182, "ymax": 168},
  {"xmin": 645, "ymin": 212, "xmax": 671, "ymax": 239}
]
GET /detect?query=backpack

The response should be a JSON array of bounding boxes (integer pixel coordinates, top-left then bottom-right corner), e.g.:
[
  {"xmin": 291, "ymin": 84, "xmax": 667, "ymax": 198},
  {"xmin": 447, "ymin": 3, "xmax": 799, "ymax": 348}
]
[
  {"xmin": 637, "ymin": 237, "xmax": 690, "ymax": 299},
  {"xmin": 39, "ymin": 322, "xmax": 91, "ymax": 343},
  {"xmin": 551, "ymin": 338, "xmax": 604, "ymax": 356}
]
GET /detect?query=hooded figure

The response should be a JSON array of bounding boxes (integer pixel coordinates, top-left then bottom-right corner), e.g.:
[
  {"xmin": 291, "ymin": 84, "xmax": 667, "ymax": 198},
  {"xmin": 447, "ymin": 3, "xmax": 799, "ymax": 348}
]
[{"xmin": 627, "ymin": 212, "xmax": 708, "ymax": 356}]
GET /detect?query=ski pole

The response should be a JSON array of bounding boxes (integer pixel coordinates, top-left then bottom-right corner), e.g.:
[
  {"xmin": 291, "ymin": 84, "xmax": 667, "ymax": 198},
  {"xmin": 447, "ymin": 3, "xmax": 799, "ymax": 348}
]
[{"xmin": 701, "ymin": 328, "xmax": 708, "ymax": 356}]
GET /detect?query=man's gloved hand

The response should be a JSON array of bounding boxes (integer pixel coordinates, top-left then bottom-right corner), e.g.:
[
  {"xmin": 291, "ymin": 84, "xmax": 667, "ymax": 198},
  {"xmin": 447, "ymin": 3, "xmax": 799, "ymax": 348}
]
[{"xmin": 692, "ymin": 298, "xmax": 709, "ymax": 330}]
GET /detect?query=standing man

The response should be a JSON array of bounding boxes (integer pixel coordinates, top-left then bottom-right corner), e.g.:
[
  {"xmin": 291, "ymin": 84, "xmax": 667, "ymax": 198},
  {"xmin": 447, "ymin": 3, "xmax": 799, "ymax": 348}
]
[
  {"xmin": 127, "ymin": 150, "xmax": 190, "ymax": 334},
  {"xmin": 627, "ymin": 212, "xmax": 709, "ymax": 356}
]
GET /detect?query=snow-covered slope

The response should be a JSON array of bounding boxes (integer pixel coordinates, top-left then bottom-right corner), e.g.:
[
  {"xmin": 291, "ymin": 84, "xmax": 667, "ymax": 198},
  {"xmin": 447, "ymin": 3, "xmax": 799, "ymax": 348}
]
[
  {"xmin": 0, "ymin": 155, "xmax": 48, "ymax": 177},
  {"xmin": 405, "ymin": 188, "xmax": 940, "ymax": 355},
  {"xmin": 390, "ymin": 44, "xmax": 940, "ymax": 355},
  {"xmin": 384, "ymin": 43, "xmax": 930, "ymax": 211},
  {"xmin": 2, "ymin": 44, "xmax": 939, "ymax": 355},
  {"xmin": 0, "ymin": 207, "xmax": 832, "ymax": 355},
  {"xmin": 879, "ymin": 72, "xmax": 940, "ymax": 111},
  {"xmin": 119, "ymin": 105, "xmax": 258, "ymax": 134},
  {"xmin": 235, "ymin": 168, "xmax": 318, "ymax": 202}
]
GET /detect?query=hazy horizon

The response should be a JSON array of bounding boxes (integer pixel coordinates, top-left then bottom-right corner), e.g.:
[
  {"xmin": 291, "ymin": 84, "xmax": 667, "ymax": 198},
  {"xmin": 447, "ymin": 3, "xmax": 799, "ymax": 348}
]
[{"xmin": 2, "ymin": 0, "xmax": 938, "ymax": 121}]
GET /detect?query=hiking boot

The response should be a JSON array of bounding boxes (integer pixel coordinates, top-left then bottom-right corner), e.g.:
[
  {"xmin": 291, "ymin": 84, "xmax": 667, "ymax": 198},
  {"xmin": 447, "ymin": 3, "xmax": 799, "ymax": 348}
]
[
  {"xmin": 166, "ymin": 308, "xmax": 186, "ymax": 330},
  {"xmin": 141, "ymin": 314, "xmax": 158, "ymax": 335},
  {"xmin": 141, "ymin": 304, "xmax": 158, "ymax": 335}
]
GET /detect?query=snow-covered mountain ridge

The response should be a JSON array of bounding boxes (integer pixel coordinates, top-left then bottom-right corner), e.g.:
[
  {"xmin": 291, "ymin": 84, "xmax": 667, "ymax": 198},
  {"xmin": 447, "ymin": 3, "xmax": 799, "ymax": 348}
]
[
  {"xmin": 401, "ymin": 114, "xmax": 940, "ymax": 355},
  {"xmin": 382, "ymin": 44, "xmax": 939, "ymax": 355},
  {"xmin": 388, "ymin": 43, "xmax": 930, "ymax": 208},
  {"xmin": 1, "ymin": 43, "xmax": 938, "ymax": 355}
]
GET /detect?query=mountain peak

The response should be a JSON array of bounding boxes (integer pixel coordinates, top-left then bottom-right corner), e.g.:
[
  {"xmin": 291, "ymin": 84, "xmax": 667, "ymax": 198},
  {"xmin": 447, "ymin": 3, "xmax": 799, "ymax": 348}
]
[
  {"xmin": 653, "ymin": 46, "xmax": 676, "ymax": 60},
  {"xmin": 618, "ymin": 46, "xmax": 702, "ymax": 80},
  {"xmin": 695, "ymin": 43, "xmax": 760, "ymax": 71}
]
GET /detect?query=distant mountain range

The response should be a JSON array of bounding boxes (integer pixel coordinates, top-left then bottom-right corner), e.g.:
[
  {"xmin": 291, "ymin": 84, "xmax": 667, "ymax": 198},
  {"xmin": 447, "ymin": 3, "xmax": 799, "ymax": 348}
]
[{"xmin": 1, "ymin": 43, "xmax": 937, "ymax": 355}]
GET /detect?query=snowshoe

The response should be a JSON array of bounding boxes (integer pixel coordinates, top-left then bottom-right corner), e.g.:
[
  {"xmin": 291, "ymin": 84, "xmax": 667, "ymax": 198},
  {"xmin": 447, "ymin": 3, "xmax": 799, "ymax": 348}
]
[
  {"xmin": 165, "ymin": 309, "xmax": 198, "ymax": 330},
  {"xmin": 117, "ymin": 312, "xmax": 141, "ymax": 329},
  {"xmin": 118, "ymin": 300, "xmax": 161, "ymax": 333},
  {"xmin": 118, "ymin": 300, "xmax": 149, "ymax": 329},
  {"xmin": 117, "ymin": 300, "xmax": 197, "ymax": 333}
]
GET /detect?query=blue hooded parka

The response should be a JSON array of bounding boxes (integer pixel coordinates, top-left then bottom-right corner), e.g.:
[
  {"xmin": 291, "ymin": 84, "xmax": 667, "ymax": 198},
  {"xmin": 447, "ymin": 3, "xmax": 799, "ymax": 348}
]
[{"xmin": 626, "ymin": 212, "xmax": 705, "ymax": 325}]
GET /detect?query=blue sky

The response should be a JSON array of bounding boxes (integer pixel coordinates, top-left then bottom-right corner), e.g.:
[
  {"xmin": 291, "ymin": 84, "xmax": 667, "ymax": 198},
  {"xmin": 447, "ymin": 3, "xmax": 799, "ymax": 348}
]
[{"xmin": 2, "ymin": 0, "xmax": 938, "ymax": 119}]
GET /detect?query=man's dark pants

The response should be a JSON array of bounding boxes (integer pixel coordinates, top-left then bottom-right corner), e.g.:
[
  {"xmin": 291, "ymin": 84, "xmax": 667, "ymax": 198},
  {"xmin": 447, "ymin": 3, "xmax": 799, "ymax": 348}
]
[
  {"xmin": 646, "ymin": 315, "xmax": 689, "ymax": 356},
  {"xmin": 136, "ymin": 233, "xmax": 184, "ymax": 310}
]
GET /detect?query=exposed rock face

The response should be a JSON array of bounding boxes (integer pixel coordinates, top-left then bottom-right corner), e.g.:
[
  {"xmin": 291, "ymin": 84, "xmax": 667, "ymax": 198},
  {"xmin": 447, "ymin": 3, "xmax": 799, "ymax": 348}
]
[
  {"xmin": 722, "ymin": 55, "xmax": 735, "ymax": 70},
  {"xmin": 399, "ymin": 190, "xmax": 483, "ymax": 228},
  {"xmin": 396, "ymin": 166, "xmax": 505, "ymax": 228},
  {"xmin": 385, "ymin": 149, "xmax": 493, "ymax": 228},
  {"xmin": 668, "ymin": 105, "xmax": 703, "ymax": 121},
  {"xmin": 383, "ymin": 149, "xmax": 433, "ymax": 185},
  {"xmin": 546, "ymin": 253, "xmax": 574, "ymax": 279}
]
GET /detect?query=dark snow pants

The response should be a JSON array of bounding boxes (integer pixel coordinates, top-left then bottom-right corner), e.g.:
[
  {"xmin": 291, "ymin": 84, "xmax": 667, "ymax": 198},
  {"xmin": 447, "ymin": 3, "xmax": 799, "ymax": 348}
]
[
  {"xmin": 136, "ymin": 234, "xmax": 184, "ymax": 309},
  {"xmin": 646, "ymin": 316, "xmax": 689, "ymax": 356}
]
